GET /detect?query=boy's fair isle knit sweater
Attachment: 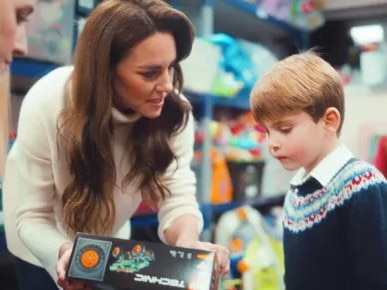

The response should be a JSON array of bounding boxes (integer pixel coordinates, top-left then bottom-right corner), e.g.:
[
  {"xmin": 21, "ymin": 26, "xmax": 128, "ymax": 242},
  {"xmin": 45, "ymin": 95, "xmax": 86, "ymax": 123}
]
[{"xmin": 283, "ymin": 145, "xmax": 387, "ymax": 290}]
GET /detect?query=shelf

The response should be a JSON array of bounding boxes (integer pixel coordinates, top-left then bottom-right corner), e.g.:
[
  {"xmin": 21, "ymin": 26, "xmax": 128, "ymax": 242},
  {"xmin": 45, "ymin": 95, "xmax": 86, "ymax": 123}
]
[
  {"xmin": 11, "ymin": 58, "xmax": 60, "ymax": 79},
  {"xmin": 219, "ymin": 0, "xmax": 309, "ymax": 50},
  {"xmin": 246, "ymin": 193, "xmax": 285, "ymax": 210},
  {"xmin": 130, "ymin": 193, "xmax": 285, "ymax": 229},
  {"xmin": 185, "ymin": 90, "xmax": 250, "ymax": 111},
  {"xmin": 212, "ymin": 193, "xmax": 285, "ymax": 217},
  {"xmin": 222, "ymin": 0, "xmax": 306, "ymax": 36},
  {"xmin": 10, "ymin": 58, "xmax": 60, "ymax": 95},
  {"xmin": 130, "ymin": 214, "xmax": 159, "ymax": 229}
]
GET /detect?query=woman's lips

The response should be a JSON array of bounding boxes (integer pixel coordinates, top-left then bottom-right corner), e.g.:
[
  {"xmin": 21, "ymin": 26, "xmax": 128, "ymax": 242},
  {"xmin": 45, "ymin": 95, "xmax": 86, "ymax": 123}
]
[
  {"xmin": 147, "ymin": 98, "xmax": 164, "ymax": 106},
  {"xmin": 1, "ymin": 59, "xmax": 10, "ymax": 69}
]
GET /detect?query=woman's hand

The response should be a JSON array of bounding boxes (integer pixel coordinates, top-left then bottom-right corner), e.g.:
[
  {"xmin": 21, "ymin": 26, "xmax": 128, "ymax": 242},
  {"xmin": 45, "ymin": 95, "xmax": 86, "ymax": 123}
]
[
  {"xmin": 163, "ymin": 214, "xmax": 230, "ymax": 275},
  {"xmin": 176, "ymin": 240, "xmax": 230, "ymax": 275},
  {"xmin": 55, "ymin": 242, "xmax": 92, "ymax": 290}
]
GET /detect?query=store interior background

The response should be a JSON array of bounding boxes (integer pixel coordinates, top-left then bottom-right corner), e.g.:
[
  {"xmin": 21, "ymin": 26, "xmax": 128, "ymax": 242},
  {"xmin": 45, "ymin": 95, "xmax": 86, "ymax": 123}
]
[{"xmin": 2, "ymin": 0, "xmax": 387, "ymax": 289}]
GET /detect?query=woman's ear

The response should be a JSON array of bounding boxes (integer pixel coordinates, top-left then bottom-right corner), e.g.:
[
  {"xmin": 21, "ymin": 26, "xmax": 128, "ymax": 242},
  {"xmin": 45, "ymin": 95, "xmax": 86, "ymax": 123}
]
[{"xmin": 323, "ymin": 107, "xmax": 341, "ymax": 134}]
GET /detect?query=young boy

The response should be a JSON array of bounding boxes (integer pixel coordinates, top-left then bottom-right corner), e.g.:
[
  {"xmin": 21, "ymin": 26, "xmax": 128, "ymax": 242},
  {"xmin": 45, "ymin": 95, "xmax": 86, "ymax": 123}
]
[{"xmin": 249, "ymin": 51, "xmax": 387, "ymax": 290}]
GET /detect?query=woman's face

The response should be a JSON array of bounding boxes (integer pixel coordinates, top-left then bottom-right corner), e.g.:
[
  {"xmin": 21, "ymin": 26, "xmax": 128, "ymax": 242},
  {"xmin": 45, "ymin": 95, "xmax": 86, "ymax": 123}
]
[
  {"xmin": 113, "ymin": 32, "xmax": 177, "ymax": 119},
  {"xmin": 0, "ymin": 0, "xmax": 36, "ymax": 72}
]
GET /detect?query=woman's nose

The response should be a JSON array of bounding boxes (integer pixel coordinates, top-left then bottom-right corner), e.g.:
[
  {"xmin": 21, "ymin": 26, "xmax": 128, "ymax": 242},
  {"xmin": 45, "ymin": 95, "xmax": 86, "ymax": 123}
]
[
  {"xmin": 13, "ymin": 26, "xmax": 28, "ymax": 57},
  {"xmin": 156, "ymin": 71, "xmax": 173, "ymax": 93}
]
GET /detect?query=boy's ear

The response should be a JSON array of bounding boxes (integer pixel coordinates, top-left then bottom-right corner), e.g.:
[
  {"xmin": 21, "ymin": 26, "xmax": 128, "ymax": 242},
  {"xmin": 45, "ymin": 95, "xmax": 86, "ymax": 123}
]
[{"xmin": 323, "ymin": 107, "xmax": 341, "ymax": 133}]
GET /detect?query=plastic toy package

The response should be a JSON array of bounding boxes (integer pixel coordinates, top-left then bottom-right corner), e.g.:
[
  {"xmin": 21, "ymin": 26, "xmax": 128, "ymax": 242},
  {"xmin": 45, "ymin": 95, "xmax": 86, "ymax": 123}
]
[{"xmin": 66, "ymin": 233, "xmax": 221, "ymax": 290}]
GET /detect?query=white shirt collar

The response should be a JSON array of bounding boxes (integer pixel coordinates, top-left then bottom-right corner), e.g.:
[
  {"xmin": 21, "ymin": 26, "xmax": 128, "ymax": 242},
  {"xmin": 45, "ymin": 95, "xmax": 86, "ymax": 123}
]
[{"xmin": 290, "ymin": 144, "xmax": 354, "ymax": 187}]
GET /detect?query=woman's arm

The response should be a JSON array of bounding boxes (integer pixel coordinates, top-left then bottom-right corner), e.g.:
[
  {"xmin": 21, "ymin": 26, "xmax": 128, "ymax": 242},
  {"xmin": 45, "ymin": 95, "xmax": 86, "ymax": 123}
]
[
  {"xmin": 157, "ymin": 111, "xmax": 203, "ymax": 241},
  {"xmin": 157, "ymin": 109, "xmax": 230, "ymax": 274},
  {"xmin": 164, "ymin": 213, "xmax": 200, "ymax": 245},
  {"xmin": 10, "ymin": 67, "xmax": 73, "ymax": 281}
]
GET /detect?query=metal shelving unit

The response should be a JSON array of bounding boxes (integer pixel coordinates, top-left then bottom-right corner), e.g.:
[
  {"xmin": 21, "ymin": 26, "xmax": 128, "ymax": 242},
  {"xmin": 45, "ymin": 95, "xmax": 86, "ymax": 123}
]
[
  {"xmin": 130, "ymin": 0, "xmax": 306, "ymax": 232},
  {"xmin": 185, "ymin": 0, "xmax": 308, "ymax": 235},
  {"xmin": 222, "ymin": 0, "xmax": 310, "ymax": 50}
]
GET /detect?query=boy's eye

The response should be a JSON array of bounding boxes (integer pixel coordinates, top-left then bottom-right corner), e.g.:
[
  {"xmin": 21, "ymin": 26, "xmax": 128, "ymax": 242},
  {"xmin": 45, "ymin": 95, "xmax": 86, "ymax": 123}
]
[{"xmin": 280, "ymin": 127, "xmax": 292, "ymax": 134}]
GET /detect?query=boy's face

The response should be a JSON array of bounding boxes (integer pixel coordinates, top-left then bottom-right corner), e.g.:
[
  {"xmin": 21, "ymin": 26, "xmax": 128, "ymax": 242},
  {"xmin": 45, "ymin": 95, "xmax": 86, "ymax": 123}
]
[{"xmin": 262, "ymin": 111, "xmax": 329, "ymax": 173}]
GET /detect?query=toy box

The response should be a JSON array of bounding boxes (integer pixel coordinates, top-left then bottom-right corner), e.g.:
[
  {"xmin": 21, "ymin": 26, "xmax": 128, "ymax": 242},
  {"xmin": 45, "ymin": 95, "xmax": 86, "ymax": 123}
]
[{"xmin": 66, "ymin": 233, "xmax": 221, "ymax": 290}]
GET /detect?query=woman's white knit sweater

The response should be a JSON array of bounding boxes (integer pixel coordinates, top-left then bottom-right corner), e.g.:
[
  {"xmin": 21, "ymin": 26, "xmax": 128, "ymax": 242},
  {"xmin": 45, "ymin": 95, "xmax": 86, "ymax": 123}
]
[{"xmin": 2, "ymin": 66, "xmax": 203, "ymax": 282}]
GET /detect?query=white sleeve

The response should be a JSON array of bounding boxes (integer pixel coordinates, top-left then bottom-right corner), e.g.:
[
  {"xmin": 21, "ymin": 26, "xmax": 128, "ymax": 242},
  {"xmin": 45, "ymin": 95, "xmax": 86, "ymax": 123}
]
[
  {"xmin": 157, "ymin": 111, "xmax": 204, "ymax": 242},
  {"xmin": 14, "ymin": 69, "xmax": 71, "ymax": 281}
]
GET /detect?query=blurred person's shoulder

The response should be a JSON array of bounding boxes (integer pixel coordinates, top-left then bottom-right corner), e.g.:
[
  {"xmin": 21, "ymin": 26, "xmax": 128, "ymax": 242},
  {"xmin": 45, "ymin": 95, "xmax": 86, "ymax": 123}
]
[{"xmin": 21, "ymin": 66, "xmax": 73, "ymax": 109}]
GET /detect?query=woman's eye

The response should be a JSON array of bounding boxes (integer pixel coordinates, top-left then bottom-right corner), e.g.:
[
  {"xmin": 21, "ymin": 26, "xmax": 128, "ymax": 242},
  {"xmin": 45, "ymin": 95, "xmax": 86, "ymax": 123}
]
[
  {"xmin": 168, "ymin": 64, "xmax": 175, "ymax": 74},
  {"xmin": 16, "ymin": 11, "xmax": 30, "ymax": 24},
  {"xmin": 141, "ymin": 71, "xmax": 158, "ymax": 79},
  {"xmin": 17, "ymin": 15, "xmax": 27, "ymax": 24},
  {"xmin": 16, "ymin": 6, "xmax": 34, "ymax": 24}
]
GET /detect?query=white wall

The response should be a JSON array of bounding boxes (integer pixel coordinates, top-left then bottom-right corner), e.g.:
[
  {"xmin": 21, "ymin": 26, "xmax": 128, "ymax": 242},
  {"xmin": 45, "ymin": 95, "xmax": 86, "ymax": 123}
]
[{"xmin": 340, "ymin": 85, "xmax": 387, "ymax": 162}]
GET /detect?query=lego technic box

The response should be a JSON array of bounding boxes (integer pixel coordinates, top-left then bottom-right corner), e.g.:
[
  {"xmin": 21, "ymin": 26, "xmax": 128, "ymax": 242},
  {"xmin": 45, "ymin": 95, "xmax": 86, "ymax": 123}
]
[{"xmin": 66, "ymin": 233, "xmax": 221, "ymax": 290}]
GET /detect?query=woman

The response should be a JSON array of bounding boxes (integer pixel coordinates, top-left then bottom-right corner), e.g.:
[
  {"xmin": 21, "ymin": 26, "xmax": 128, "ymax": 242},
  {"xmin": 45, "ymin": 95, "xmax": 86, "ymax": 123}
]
[
  {"xmin": 0, "ymin": 0, "xmax": 36, "ymax": 289},
  {"xmin": 0, "ymin": 0, "xmax": 35, "ymax": 174},
  {"xmin": 0, "ymin": 69, "xmax": 10, "ymax": 177},
  {"xmin": 3, "ymin": 0, "xmax": 230, "ymax": 289}
]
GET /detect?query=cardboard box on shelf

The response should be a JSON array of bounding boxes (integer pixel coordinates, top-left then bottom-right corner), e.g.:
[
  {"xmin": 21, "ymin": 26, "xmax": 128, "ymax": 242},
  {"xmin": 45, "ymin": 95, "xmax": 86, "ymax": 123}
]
[{"xmin": 66, "ymin": 233, "xmax": 220, "ymax": 290}]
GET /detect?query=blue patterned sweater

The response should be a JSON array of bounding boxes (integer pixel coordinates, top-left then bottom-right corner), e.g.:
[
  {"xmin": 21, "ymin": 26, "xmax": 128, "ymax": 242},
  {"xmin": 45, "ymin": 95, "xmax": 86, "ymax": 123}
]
[{"xmin": 283, "ymin": 148, "xmax": 387, "ymax": 290}]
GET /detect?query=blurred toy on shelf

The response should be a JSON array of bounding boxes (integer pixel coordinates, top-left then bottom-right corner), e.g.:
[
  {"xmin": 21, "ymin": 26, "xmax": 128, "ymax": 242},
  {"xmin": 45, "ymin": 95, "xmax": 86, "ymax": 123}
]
[
  {"xmin": 193, "ymin": 110, "xmax": 267, "ymax": 203},
  {"xmin": 26, "ymin": 0, "xmax": 75, "ymax": 64},
  {"xmin": 210, "ymin": 120, "xmax": 233, "ymax": 147},
  {"xmin": 181, "ymin": 37, "xmax": 222, "ymax": 94},
  {"xmin": 237, "ymin": 39, "xmax": 278, "ymax": 81},
  {"xmin": 212, "ymin": 71, "xmax": 245, "ymax": 97},
  {"xmin": 215, "ymin": 206, "xmax": 284, "ymax": 290},
  {"xmin": 374, "ymin": 135, "xmax": 387, "ymax": 178},
  {"xmin": 256, "ymin": 0, "xmax": 291, "ymax": 21},
  {"xmin": 225, "ymin": 112, "xmax": 265, "ymax": 162},
  {"xmin": 184, "ymin": 33, "xmax": 281, "ymax": 100},
  {"xmin": 290, "ymin": 0, "xmax": 325, "ymax": 30},
  {"xmin": 210, "ymin": 148, "xmax": 234, "ymax": 205},
  {"xmin": 194, "ymin": 112, "xmax": 266, "ymax": 163},
  {"xmin": 192, "ymin": 148, "xmax": 234, "ymax": 205},
  {"xmin": 226, "ymin": 161, "xmax": 264, "ymax": 202},
  {"xmin": 255, "ymin": 0, "xmax": 325, "ymax": 31},
  {"xmin": 210, "ymin": 33, "xmax": 257, "ymax": 98}
]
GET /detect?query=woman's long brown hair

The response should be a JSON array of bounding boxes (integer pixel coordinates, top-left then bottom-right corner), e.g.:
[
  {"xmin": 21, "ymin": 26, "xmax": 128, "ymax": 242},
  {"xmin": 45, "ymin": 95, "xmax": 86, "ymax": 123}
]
[{"xmin": 59, "ymin": 0, "xmax": 194, "ymax": 235}]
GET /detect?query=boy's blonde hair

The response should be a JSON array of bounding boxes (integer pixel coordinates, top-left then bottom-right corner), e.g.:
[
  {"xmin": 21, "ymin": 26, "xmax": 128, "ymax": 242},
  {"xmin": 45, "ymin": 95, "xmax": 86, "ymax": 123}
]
[{"xmin": 249, "ymin": 50, "xmax": 345, "ymax": 134}]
